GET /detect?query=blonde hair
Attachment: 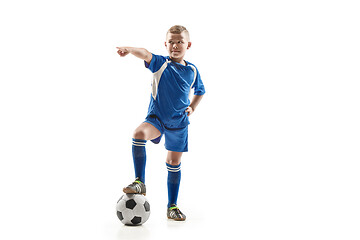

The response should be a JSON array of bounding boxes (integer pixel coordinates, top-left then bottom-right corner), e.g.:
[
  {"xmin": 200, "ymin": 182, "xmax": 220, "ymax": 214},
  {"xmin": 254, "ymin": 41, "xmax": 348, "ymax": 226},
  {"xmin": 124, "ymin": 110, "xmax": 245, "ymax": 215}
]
[{"xmin": 167, "ymin": 25, "xmax": 190, "ymax": 40}]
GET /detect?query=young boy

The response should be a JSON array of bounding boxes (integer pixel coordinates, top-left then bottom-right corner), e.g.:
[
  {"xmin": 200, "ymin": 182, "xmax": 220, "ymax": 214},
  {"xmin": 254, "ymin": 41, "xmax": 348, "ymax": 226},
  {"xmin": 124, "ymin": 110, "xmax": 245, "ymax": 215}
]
[{"xmin": 116, "ymin": 25, "xmax": 205, "ymax": 221}]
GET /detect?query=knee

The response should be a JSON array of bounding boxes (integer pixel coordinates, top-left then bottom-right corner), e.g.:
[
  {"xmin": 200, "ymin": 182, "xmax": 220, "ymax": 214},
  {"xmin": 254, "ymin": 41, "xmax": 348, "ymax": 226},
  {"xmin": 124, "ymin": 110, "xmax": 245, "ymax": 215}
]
[
  {"xmin": 166, "ymin": 158, "xmax": 181, "ymax": 166},
  {"xmin": 133, "ymin": 128, "xmax": 146, "ymax": 140},
  {"xmin": 167, "ymin": 160, "xmax": 181, "ymax": 166},
  {"xmin": 166, "ymin": 151, "xmax": 183, "ymax": 166}
]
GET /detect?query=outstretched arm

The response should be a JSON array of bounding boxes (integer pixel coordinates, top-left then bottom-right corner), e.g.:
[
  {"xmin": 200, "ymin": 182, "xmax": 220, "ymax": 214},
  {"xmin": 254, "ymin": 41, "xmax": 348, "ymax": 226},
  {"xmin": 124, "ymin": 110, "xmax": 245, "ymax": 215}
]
[{"xmin": 116, "ymin": 47, "xmax": 152, "ymax": 64}]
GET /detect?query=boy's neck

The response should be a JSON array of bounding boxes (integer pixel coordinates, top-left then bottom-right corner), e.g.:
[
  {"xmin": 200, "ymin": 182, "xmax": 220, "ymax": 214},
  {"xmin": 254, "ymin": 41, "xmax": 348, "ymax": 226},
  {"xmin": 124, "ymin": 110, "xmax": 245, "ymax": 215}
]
[{"xmin": 170, "ymin": 57, "xmax": 186, "ymax": 66}]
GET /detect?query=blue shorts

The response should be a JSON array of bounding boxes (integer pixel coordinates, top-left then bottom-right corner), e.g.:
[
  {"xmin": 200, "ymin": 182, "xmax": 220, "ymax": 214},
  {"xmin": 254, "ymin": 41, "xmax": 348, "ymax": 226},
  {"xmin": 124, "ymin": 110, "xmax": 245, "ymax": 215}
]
[{"xmin": 144, "ymin": 115, "xmax": 188, "ymax": 152}]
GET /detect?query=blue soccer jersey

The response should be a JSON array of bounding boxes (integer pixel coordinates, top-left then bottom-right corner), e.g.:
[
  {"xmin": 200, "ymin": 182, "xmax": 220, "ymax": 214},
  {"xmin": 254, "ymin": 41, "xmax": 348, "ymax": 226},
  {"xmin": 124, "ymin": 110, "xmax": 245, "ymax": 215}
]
[{"xmin": 144, "ymin": 54, "xmax": 205, "ymax": 128}]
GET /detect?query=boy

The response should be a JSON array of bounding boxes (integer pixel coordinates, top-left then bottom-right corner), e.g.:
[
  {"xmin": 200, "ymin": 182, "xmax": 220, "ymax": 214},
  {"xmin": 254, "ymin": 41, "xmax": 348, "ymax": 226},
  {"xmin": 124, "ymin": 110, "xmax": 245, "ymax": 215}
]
[{"xmin": 116, "ymin": 25, "xmax": 205, "ymax": 221}]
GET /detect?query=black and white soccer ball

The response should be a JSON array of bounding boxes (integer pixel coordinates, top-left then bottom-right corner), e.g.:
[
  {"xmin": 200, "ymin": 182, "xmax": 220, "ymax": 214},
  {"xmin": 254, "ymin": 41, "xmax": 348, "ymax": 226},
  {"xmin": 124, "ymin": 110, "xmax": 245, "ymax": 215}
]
[{"xmin": 116, "ymin": 194, "xmax": 150, "ymax": 225}]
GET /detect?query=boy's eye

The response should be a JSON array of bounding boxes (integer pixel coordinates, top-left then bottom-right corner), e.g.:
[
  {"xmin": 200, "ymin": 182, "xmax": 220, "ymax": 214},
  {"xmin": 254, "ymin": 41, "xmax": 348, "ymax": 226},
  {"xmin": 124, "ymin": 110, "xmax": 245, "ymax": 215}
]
[{"xmin": 168, "ymin": 41, "xmax": 183, "ymax": 44}]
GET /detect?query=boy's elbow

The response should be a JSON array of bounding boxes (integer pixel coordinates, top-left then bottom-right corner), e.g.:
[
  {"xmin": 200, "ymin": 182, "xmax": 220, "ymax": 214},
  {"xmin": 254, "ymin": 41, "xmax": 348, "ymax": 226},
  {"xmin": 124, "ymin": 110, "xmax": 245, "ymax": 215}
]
[{"xmin": 144, "ymin": 51, "xmax": 152, "ymax": 64}]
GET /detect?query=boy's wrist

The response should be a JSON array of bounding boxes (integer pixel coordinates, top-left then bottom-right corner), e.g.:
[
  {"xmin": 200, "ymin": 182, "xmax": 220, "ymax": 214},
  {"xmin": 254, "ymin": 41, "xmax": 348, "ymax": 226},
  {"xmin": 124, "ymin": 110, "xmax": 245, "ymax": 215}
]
[{"xmin": 126, "ymin": 47, "xmax": 133, "ymax": 54}]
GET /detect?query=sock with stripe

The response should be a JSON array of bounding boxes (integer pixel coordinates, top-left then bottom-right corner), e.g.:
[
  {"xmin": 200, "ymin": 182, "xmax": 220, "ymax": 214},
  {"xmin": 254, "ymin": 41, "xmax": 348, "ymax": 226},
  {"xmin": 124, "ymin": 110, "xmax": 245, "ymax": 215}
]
[
  {"xmin": 166, "ymin": 162, "xmax": 181, "ymax": 208},
  {"xmin": 132, "ymin": 138, "xmax": 147, "ymax": 183}
]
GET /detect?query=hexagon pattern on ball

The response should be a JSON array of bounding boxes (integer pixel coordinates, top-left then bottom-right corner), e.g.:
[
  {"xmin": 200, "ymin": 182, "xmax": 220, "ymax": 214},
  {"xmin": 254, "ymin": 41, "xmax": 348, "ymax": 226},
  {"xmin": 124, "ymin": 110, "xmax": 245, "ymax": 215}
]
[{"xmin": 116, "ymin": 194, "xmax": 150, "ymax": 225}]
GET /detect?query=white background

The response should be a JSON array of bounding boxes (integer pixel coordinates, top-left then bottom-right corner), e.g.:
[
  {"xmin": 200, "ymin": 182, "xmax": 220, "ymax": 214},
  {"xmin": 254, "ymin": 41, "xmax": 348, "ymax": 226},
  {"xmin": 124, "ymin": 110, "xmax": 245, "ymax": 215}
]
[{"xmin": 1, "ymin": 0, "xmax": 359, "ymax": 239}]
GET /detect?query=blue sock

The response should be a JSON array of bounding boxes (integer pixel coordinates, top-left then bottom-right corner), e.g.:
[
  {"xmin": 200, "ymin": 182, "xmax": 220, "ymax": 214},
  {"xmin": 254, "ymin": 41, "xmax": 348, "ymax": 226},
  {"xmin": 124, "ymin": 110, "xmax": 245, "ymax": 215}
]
[
  {"xmin": 132, "ymin": 138, "xmax": 147, "ymax": 183},
  {"xmin": 166, "ymin": 163, "xmax": 181, "ymax": 208}
]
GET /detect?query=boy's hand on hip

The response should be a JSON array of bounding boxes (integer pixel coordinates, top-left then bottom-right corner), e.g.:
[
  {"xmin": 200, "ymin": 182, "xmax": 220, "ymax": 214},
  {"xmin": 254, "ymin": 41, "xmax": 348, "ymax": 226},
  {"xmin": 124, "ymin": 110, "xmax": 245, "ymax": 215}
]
[{"xmin": 185, "ymin": 106, "xmax": 194, "ymax": 116}]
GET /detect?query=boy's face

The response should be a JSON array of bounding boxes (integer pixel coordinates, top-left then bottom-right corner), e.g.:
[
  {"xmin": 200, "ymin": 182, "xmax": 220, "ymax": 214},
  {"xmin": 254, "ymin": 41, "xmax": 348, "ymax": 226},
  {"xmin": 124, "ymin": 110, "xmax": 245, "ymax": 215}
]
[{"xmin": 165, "ymin": 32, "xmax": 191, "ymax": 62}]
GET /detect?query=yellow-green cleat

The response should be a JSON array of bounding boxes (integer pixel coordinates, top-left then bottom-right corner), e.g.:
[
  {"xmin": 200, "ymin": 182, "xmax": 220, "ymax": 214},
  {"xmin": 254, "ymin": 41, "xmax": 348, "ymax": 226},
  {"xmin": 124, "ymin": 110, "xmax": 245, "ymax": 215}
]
[
  {"xmin": 167, "ymin": 204, "xmax": 186, "ymax": 221},
  {"xmin": 123, "ymin": 177, "xmax": 146, "ymax": 196}
]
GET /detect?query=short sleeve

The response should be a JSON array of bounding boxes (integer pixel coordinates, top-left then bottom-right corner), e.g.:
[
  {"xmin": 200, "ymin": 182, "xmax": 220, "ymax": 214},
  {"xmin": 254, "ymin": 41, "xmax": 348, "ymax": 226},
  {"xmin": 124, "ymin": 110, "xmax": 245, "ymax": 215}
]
[
  {"xmin": 192, "ymin": 68, "xmax": 206, "ymax": 95},
  {"xmin": 144, "ymin": 54, "xmax": 167, "ymax": 73}
]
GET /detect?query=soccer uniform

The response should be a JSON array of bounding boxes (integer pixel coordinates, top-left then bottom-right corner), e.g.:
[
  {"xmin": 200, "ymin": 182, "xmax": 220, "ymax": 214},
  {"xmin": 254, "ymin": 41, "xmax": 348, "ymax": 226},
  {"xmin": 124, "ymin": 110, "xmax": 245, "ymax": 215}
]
[
  {"xmin": 125, "ymin": 52, "xmax": 205, "ymax": 213},
  {"xmin": 143, "ymin": 53, "xmax": 205, "ymax": 152}
]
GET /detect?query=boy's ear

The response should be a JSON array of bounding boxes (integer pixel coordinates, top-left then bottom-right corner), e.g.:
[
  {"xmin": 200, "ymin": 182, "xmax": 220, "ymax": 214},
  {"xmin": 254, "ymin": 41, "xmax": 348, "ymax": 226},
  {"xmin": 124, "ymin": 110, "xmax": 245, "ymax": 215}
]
[
  {"xmin": 187, "ymin": 42, "xmax": 192, "ymax": 49},
  {"xmin": 164, "ymin": 41, "xmax": 167, "ymax": 47}
]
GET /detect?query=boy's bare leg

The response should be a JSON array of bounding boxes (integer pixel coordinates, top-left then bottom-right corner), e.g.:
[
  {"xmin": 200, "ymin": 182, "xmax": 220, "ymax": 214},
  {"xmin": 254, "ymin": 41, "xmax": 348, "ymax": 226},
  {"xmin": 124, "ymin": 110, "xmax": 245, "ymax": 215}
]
[
  {"xmin": 166, "ymin": 151, "xmax": 183, "ymax": 165},
  {"xmin": 133, "ymin": 122, "xmax": 161, "ymax": 140}
]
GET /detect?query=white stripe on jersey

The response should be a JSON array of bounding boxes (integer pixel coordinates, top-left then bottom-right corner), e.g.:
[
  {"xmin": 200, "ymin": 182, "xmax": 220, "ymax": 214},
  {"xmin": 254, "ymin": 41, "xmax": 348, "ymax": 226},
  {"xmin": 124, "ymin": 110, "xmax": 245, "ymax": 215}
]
[
  {"xmin": 189, "ymin": 65, "xmax": 197, "ymax": 89},
  {"xmin": 151, "ymin": 59, "xmax": 171, "ymax": 100}
]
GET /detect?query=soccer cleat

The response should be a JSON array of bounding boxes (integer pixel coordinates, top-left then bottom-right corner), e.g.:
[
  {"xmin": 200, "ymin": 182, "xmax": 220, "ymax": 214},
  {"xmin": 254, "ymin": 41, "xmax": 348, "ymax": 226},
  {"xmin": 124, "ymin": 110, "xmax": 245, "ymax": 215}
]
[
  {"xmin": 167, "ymin": 204, "xmax": 186, "ymax": 221},
  {"xmin": 123, "ymin": 178, "xmax": 146, "ymax": 196}
]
